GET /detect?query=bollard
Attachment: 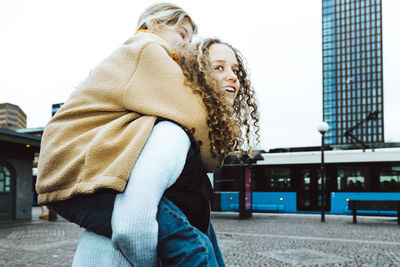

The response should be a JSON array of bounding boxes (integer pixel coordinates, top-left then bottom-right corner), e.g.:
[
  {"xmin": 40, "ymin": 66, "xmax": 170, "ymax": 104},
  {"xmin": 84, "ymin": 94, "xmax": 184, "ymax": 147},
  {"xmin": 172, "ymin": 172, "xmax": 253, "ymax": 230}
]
[
  {"xmin": 48, "ymin": 206, "xmax": 58, "ymax": 221},
  {"xmin": 39, "ymin": 205, "xmax": 57, "ymax": 221}
]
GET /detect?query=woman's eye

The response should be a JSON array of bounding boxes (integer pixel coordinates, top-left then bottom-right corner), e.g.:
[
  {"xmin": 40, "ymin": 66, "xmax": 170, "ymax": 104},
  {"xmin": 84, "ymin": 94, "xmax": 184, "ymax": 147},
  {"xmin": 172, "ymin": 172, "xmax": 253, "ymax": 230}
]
[
  {"xmin": 233, "ymin": 69, "xmax": 240, "ymax": 75},
  {"xmin": 214, "ymin": 66, "xmax": 223, "ymax": 71}
]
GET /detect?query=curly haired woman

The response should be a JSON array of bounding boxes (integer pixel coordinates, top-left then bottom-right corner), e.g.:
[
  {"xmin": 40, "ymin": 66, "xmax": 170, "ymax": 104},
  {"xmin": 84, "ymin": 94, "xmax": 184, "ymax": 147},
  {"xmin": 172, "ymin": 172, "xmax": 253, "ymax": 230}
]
[{"xmin": 70, "ymin": 37, "xmax": 260, "ymax": 266}]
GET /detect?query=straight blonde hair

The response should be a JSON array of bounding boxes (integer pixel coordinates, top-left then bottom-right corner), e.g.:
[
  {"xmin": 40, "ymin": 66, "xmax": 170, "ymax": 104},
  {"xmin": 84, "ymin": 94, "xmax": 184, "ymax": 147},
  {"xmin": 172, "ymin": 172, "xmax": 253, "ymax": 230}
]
[{"xmin": 136, "ymin": 2, "xmax": 198, "ymax": 34}]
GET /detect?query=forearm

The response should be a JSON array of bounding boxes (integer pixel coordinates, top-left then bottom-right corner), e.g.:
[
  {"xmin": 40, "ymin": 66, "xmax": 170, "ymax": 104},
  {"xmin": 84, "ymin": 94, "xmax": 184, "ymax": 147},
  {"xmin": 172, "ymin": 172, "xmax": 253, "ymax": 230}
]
[{"xmin": 111, "ymin": 121, "xmax": 190, "ymax": 266}]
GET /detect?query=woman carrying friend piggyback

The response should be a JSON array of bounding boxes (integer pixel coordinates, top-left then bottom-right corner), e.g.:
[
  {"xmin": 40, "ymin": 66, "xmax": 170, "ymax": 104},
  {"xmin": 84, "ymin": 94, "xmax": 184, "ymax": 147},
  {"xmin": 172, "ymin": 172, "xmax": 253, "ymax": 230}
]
[
  {"xmin": 71, "ymin": 37, "xmax": 260, "ymax": 266},
  {"xmin": 37, "ymin": 2, "xmax": 225, "ymax": 266},
  {"xmin": 35, "ymin": 2, "xmax": 259, "ymax": 266}
]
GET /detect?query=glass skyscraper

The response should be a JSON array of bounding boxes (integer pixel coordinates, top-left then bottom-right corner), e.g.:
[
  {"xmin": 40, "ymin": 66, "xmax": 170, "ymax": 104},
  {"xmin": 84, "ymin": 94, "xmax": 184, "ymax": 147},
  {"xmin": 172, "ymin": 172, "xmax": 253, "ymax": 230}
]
[{"xmin": 322, "ymin": 0, "xmax": 384, "ymax": 145}]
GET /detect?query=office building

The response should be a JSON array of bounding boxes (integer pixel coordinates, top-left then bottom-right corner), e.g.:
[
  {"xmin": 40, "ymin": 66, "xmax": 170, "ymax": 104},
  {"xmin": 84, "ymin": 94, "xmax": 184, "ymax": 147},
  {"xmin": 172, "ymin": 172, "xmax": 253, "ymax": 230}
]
[
  {"xmin": 0, "ymin": 103, "xmax": 27, "ymax": 131},
  {"xmin": 322, "ymin": 0, "xmax": 384, "ymax": 145}
]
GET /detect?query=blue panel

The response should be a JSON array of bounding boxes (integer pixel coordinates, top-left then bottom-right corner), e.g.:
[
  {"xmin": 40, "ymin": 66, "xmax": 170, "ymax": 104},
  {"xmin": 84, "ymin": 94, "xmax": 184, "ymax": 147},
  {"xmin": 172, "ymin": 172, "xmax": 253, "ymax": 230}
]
[
  {"xmin": 219, "ymin": 192, "xmax": 298, "ymax": 213},
  {"xmin": 220, "ymin": 192, "xmax": 239, "ymax": 211},
  {"xmin": 253, "ymin": 192, "xmax": 297, "ymax": 213}
]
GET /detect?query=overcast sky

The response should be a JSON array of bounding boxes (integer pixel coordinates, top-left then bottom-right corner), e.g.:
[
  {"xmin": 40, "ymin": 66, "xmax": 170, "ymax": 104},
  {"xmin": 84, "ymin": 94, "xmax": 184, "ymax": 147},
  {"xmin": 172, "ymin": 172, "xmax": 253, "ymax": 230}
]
[{"xmin": 1, "ymin": 0, "xmax": 399, "ymax": 150}]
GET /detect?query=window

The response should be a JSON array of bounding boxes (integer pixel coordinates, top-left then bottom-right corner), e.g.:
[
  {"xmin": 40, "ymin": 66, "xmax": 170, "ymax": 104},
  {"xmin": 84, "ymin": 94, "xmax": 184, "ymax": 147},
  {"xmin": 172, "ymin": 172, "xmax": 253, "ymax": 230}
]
[
  {"xmin": 324, "ymin": 71, "xmax": 336, "ymax": 78},
  {"xmin": 323, "ymin": 50, "xmax": 335, "ymax": 57},
  {"xmin": 0, "ymin": 164, "xmax": 12, "ymax": 193},
  {"xmin": 214, "ymin": 166, "xmax": 240, "ymax": 191},
  {"xmin": 379, "ymin": 166, "xmax": 400, "ymax": 192},
  {"xmin": 323, "ymin": 14, "xmax": 335, "ymax": 21},
  {"xmin": 325, "ymin": 115, "xmax": 336, "ymax": 122},
  {"xmin": 323, "ymin": 21, "xmax": 335, "ymax": 28},
  {"xmin": 8, "ymin": 105, "xmax": 17, "ymax": 112},
  {"xmin": 325, "ymin": 92, "xmax": 336, "ymax": 100},
  {"xmin": 323, "ymin": 57, "xmax": 335, "ymax": 64},
  {"xmin": 337, "ymin": 166, "xmax": 370, "ymax": 191},
  {"xmin": 323, "ymin": 42, "xmax": 335, "ymax": 49},
  {"xmin": 326, "ymin": 137, "xmax": 337, "ymax": 144},
  {"xmin": 323, "ymin": 35, "xmax": 335, "ymax": 42},
  {"xmin": 323, "ymin": 29, "xmax": 334, "ymax": 35},
  {"xmin": 323, "ymin": 7, "xmax": 335, "ymax": 14},
  {"xmin": 258, "ymin": 168, "xmax": 292, "ymax": 191},
  {"xmin": 324, "ymin": 78, "xmax": 336, "ymax": 85},
  {"xmin": 324, "ymin": 64, "xmax": 335, "ymax": 71},
  {"xmin": 324, "ymin": 108, "xmax": 336, "ymax": 115},
  {"xmin": 8, "ymin": 117, "xmax": 17, "ymax": 123},
  {"xmin": 323, "ymin": 1, "xmax": 334, "ymax": 8}
]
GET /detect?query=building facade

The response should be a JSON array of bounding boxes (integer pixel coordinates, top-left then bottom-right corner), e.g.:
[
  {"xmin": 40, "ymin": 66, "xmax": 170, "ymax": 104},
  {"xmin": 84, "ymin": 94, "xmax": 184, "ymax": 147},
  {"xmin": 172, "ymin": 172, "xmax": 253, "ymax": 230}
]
[
  {"xmin": 0, "ymin": 129, "xmax": 41, "ymax": 221},
  {"xmin": 0, "ymin": 103, "xmax": 27, "ymax": 131},
  {"xmin": 16, "ymin": 127, "xmax": 44, "ymax": 206},
  {"xmin": 322, "ymin": 0, "xmax": 384, "ymax": 145}
]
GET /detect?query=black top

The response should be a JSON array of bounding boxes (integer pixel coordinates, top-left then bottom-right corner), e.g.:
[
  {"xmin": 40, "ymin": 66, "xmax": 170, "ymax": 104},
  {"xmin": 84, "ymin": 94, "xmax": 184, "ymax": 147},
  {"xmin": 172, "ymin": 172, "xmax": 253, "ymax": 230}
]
[{"xmin": 164, "ymin": 133, "xmax": 214, "ymax": 233}]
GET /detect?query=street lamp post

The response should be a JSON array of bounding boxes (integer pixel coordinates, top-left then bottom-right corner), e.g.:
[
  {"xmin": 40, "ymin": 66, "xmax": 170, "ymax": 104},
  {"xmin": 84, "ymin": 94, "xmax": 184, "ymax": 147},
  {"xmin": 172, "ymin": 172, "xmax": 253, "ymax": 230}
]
[{"xmin": 318, "ymin": 122, "xmax": 329, "ymax": 222}]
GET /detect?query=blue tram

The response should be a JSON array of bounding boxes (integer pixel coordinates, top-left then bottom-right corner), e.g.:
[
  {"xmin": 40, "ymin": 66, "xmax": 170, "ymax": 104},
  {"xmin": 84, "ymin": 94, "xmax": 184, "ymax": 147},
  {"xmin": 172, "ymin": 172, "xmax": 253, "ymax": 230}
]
[{"xmin": 213, "ymin": 147, "xmax": 400, "ymax": 215}]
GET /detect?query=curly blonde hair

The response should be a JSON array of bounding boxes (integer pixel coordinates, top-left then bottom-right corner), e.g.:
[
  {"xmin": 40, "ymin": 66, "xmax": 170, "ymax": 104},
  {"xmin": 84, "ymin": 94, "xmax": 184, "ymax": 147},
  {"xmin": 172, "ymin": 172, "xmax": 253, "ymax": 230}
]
[{"xmin": 178, "ymin": 38, "xmax": 260, "ymax": 161}]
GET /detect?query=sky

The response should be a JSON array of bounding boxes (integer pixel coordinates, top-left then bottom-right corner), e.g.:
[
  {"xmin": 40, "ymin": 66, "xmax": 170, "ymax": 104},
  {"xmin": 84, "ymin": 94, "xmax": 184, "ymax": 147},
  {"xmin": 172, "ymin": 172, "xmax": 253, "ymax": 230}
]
[{"xmin": 1, "ymin": 0, "xmax": 399, "ymax": 150}]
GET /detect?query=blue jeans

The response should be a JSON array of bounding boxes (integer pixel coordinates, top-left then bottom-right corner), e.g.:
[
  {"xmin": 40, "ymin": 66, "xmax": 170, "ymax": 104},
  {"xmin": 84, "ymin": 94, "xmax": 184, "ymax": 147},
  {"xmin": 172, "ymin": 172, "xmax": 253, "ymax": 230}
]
[{"xmin": 158, "ymin": 197, "xmax": 225, "ymax": 266}]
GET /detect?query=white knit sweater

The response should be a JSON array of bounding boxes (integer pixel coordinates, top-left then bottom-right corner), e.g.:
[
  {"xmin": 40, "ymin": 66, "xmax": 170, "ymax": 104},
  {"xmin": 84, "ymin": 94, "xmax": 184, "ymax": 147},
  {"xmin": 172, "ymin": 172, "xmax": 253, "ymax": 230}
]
[{"xmin": 72, "ymin": 121, "xmax": 190, "ymax": 266}]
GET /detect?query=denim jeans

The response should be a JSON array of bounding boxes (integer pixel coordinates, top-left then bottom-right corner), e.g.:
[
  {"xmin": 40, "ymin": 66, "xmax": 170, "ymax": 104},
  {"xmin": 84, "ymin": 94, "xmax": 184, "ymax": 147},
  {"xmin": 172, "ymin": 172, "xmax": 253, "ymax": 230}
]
[{"xmin": 158, "ymin": 197, "xmax": 225, "ymax": 267}]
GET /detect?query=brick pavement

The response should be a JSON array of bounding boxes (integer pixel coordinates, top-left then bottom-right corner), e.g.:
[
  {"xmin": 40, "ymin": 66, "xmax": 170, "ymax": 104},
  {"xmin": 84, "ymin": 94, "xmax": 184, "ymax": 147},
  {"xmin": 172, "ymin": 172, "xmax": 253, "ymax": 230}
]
[{"xmin": 1, "ymin": 208, "xmax": 400, "ymax": 266}]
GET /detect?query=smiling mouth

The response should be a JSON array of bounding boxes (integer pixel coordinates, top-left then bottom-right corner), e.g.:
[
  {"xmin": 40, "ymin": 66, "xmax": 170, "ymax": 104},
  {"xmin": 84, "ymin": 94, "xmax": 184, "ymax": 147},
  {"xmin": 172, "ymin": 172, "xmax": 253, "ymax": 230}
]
[{"xmin": 223, "ymin": 86, "xmax": 236, "ymax": 94}]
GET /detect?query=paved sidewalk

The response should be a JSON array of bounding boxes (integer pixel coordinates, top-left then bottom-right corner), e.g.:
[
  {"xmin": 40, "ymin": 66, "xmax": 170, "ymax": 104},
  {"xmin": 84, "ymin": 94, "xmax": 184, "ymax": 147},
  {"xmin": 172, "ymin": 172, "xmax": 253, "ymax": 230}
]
[
  {"xmin": 0, "ymin": 207, "xmax": 399, "ymax": 266},
  {"xmin": 213, "ymin": 212, "xmax": 400, "ymax": 266}
]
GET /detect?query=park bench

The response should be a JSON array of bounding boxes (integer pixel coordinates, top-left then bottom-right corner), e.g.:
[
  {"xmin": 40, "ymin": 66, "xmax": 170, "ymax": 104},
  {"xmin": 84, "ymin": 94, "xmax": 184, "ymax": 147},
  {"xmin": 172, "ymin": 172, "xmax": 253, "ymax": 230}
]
[{"xmin": 348, "ymin": 200, "xmax": 400, "ymax": 225}]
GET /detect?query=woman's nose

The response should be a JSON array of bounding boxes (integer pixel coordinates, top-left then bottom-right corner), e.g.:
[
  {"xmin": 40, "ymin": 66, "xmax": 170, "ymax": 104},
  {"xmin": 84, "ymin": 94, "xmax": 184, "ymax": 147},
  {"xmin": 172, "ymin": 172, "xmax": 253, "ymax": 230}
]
[{"xmin": 225, "ymin": 70, "xmax": 237, "ymax": 81}]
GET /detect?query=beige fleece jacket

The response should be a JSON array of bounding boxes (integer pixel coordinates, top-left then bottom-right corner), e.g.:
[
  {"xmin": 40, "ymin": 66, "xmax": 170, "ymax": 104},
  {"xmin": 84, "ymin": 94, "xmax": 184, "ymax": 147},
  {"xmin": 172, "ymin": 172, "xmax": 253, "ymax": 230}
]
[{"xmin": 36, "ymin": 32, "xmax": 218, "ymax": 204}]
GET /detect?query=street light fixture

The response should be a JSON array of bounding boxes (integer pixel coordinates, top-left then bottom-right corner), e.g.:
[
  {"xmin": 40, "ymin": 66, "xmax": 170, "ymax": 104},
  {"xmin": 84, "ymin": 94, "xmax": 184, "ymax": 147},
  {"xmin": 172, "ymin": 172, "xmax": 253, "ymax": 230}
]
[{"xmin": 318, "ymin": 122, "xmax": 329, "ymax": 222}]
